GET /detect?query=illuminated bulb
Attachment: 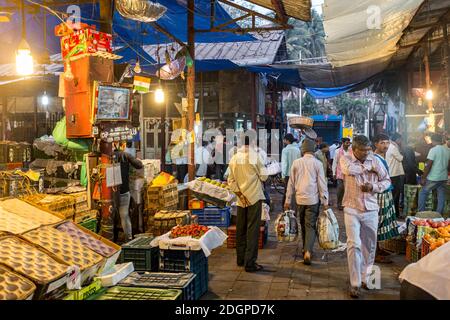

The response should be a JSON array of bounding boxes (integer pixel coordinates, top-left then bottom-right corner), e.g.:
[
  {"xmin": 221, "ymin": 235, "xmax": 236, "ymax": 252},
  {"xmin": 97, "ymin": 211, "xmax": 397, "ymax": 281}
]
[
  {"xmin": 16, "ymin": 39, "xmax": 33, "ymax": 76},
  {"xmin": 64, "ymin": 62, "xmax": 74, "ymax": 81},
  {"xmin": 134, "ymin": 59, "xmax": 142, "ymax": 74},
  {"xmin": 41, "ymin": 91, "xmax": 49, "ymax": 106},
  {"xmin": 425, "ymin": 89, "xmax": 433, "ymax": 100},
  {"xmin": 155, "ymin": 87, "xmax": 165, "ymax": 103}
]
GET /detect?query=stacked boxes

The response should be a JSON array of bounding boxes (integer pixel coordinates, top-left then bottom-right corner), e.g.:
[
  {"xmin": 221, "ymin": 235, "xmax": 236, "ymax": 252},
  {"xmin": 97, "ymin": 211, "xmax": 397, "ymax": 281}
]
[{"xmin": 404, "ymin": 184, "xmax": 434, "ymax": 216}]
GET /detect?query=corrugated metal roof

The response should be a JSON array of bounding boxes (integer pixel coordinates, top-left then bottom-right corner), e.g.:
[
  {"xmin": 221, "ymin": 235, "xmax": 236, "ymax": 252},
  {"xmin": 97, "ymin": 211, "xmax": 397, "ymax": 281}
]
[
  {"xmin": 245, "ymin": 0, "xmax": 312, "ymax": 21},
  {"xmin": 143, "ymin": 30, "xmax": 284, "ymax": 66}
]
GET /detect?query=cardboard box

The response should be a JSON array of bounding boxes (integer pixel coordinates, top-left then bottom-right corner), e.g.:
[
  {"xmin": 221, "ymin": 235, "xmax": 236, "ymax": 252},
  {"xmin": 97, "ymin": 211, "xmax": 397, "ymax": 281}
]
[{"xmin": 61, "ymin": 28, "xmax": 112, "ymax": 60}]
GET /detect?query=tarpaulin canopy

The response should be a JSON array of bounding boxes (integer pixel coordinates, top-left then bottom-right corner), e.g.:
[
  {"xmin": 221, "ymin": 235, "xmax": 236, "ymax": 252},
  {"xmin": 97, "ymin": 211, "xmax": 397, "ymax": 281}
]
[
  {"xmin": 305, "ymin": 84, "xmax": 359, "ymax": 99},
  {"xmin": 0, "ymin": 0, "xmax": 254, "ymax": 67},
  {"xmin": 247, "ymin": 65, "xmax": 301, "ymax": 87},
  {"xmin": 323, "ymin": 0, "xmax": 424, "ymax": 68}
]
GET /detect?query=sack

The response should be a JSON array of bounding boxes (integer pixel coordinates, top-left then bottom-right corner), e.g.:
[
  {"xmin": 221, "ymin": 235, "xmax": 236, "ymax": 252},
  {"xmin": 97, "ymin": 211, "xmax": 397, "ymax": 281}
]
[
  {"xmin": 275, "ymin": 210, "xmax": 298, "ymax": 242},
  {"xmin": 317, "ymin": 208, "xmax": 339, "ymax": 250}
]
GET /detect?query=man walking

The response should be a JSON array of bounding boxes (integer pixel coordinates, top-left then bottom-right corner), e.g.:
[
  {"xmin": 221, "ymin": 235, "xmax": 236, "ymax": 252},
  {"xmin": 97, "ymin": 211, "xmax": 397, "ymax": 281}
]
[
  {"xmin": 340, "ymin": 135, "xmax": 391, "ymax": 298},
  {"xmin": 418, "ymin": 133, "xmax": 450, "ymax": 214},
  {"xmin": 386, "ymin": 133, "xmax": 405, "ymax": 217},
  {"xmin": 281, "ymin": 133, "xmax": 301, "ymax": 205},
  {"xmin": 228, "ymin": 136, "xmax": 268, "ymax": 272},
  {"xmin": 284, "ymin": 139, "xmax": 329, "ymax": 265},
  {"xmin": 333, "ymin": 138, "xmax": 352, "ymax": 210},
  {"xmin": 315, "ymin": 143, "xmax": 330, "ymax": 178}
]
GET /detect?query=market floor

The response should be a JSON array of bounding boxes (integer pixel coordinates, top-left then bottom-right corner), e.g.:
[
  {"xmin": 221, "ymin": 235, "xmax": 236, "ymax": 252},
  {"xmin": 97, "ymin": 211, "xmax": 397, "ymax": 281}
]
[{"xmin": 202, "ymin": 187, "xmax": 408, "ymax": 300}]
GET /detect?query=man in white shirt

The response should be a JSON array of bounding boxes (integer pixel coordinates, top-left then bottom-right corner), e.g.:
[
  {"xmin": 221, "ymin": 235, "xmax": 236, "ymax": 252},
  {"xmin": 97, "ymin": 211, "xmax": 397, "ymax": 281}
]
[
  {"xmin": 386, "ymin": 133, "xmax": 405, "ymax": 217},
  {"xmin": 195, "ymin": 141, "xmax": 213, "ymax": 178},
  {"xmin": 228, "ymin": 136, "xmax": 268, "ymax": 272},
  {"xmin": 284, "ymin": 138, "xmax": 329, "ymax": 265},
  {"xmin": 329, "ymin": 140, "xmax": 340, "ymax": 161}
]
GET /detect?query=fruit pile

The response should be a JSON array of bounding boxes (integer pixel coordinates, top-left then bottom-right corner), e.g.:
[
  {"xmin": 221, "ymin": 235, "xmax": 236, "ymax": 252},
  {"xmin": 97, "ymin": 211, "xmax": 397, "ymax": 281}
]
[
  {"xmin": 413, "ymin": 219, "xmax": 450, "ymax": 228},
  {"xmin": 423, "ymin": 233, "xmax": 450, "ymax": 251},
  {"xmin": 170, "ymin": 224, "xmax": 210, "ymax": 239},
  {"xmin": 197, "ymin": 177, "xmax": 229, "ymax": 190}
]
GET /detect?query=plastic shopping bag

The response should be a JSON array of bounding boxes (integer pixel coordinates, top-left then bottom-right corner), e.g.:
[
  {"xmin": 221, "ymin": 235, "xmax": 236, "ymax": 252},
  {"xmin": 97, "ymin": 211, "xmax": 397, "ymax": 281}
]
[
  {"xmin": 317, "ymin": 208, "xmax": 340, "ymax": 250},
  {"xmin": 275, "ymin": 210, "xmax": 298, "ymax": 242},
  {"xmin": 262, "ymin": 203, "xmax": 271, "ymax": 221}
]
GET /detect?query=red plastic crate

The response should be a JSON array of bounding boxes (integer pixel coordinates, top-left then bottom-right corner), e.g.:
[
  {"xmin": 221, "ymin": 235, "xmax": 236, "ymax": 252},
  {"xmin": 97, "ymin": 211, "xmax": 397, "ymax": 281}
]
[{"xmin": 227, "ymin": 225, "xmax": 265, "ymax": 249}]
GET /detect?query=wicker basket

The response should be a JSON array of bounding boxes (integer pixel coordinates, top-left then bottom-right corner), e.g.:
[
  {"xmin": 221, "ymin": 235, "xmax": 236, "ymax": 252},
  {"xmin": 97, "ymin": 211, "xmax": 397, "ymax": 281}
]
[
  {"xmin": 288, "ymin": 116, "xmax": 314, "ymax": 129},
  {"xmin": 379, "ymin": 237, "xmax": 406, "ymax": 254}
]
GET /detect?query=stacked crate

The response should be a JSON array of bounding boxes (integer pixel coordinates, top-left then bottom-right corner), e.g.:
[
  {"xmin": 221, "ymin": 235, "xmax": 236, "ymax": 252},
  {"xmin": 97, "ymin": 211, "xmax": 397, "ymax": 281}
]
[
  {"xmin": 404, "ymin": 184, "xmax": 434, "ymax": 216},
  {"xmin": 149, "ymin": 210, "xmax": 192, "ymax": 236},
  {"xmin": 23, "ymin": 194, "xmax": 76, "ymax": 220},
  {"xmin": 70, "ymin": 191, "xmax": 98, "ymax": 233},
  {"xmin": 145, "ymin": 183, "xmax": 179, "ymax": 211}
]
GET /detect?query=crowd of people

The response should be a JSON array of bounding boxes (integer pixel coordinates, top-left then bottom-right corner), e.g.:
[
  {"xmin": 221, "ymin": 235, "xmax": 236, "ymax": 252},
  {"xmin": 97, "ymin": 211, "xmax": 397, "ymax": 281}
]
[
  {"xmin": 225, "ymin": 131, "xmax": 448, "ymax": 299},
  {"xmin": 159, "ymin": 129, "xmax": 449, "ymax": 299}
]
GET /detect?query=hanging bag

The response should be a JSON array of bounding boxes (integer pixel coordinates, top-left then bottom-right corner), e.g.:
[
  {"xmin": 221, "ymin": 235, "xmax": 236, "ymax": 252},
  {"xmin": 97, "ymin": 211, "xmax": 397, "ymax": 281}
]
[
  {"xmin": 317, "ymin": 208, "xmax": 340, "ymax": 250},
  {"xmin": 275, "ymin": 210, "xmax": 298, "ymax": 242}
]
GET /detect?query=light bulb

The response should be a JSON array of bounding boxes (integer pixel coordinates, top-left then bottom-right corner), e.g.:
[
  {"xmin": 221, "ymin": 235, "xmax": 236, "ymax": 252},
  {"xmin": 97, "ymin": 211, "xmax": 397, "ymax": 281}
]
[
  {"xmin": 155, "ymin": 87, "xmax": 165, "ymax": 103},
  {"xmin": 134, "ymin": 60, "xmax": 142, "ymax": 74},
  {"xmin": 16, "ymin": 39, "xmax": 33, "ymax": 76},
  {"xmin": 425, "ymin": 89, "xmax": 433, "ymax": 100},
  {"xmin": 42, "ymin": 92, "xmax": 49, "ymax": 106}
]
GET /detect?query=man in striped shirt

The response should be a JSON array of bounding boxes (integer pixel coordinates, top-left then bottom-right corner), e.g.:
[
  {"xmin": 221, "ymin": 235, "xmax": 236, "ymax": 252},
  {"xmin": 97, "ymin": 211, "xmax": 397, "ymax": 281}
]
[{"xmin": 340, "ymin": 135, "xmax": 391, "ymax": 298}]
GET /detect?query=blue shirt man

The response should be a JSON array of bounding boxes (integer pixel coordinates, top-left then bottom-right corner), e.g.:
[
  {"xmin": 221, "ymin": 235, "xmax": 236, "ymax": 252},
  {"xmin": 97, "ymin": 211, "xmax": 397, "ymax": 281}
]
[{"xmin": 281, "ymin": 134, "xmax": 301, "ymax": 205}]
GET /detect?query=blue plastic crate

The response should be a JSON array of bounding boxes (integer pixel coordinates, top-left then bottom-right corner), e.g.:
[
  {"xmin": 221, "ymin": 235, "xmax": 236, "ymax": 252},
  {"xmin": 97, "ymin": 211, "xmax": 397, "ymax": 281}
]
[
  {"xmin": 193, "ymin": 206, "xmax": 231, "ymax": 228},
  {"xmin": 159, "ymin": 249, "xmax": 208, "ymax": 300}
]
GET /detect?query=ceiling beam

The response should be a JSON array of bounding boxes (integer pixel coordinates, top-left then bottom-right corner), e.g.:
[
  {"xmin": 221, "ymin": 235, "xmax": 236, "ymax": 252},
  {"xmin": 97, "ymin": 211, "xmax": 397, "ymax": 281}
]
[
  {"xmin": 200, "ymin": 0, "xmax": 292, "ymax": 33},
  {"xmin": 270, "ymin": 0, "xmax": 288, "ymax": 24}
]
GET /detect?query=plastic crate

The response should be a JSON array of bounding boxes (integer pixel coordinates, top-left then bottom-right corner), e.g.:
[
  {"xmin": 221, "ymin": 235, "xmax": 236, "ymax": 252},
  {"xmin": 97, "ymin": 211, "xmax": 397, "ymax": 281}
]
[
  {"xmin": 406, "ymin": 241, "xmax": 421, "ymax": 263},
  {"xmin": 421, "ymin": 238, "xmax": 431, "ymax": 258},
  {"xmin": 379, "ymin": 237, "xmax": 406, "ymax": 254},
  {"xmin": 119, "ymin": 236, "xmax": 159, "ymax": 271},
  {"xmin": 119, "ymin": 272, "xmax": 196, "ymax": 300},
  {"xmin": 78, "ymin": 218, "xmax": 98, "ymax": 233},
  {"xmin": 89, "ymin": 286, "xmax": 182, "ymax": 300},
  {"xmin": 64, "ymin": 279, "xmax": 102, "ymax": 300},
  {"xmin": 159, "ymin": 249, "xmax": 208, "ymax": 300},
  {"xmin": 192, "ymin": 206, "xmax": 231, "ymax": 228},
  {"xmin": 227, "ymin": 224, "xmax": 267, "ymax": 249}
]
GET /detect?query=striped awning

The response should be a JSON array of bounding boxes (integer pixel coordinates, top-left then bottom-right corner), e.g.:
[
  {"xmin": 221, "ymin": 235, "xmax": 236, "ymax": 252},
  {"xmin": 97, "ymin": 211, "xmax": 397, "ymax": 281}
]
[{"xmin": 245, "ymin": 0, "xmax": 312, "ymax": 21}]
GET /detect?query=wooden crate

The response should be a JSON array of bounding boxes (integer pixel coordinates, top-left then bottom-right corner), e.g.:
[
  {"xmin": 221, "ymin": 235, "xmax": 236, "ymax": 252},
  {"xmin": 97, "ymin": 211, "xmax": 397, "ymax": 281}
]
[{"xmin": 227, "ymin": 225, "xmax": 266, "ymax": 249}]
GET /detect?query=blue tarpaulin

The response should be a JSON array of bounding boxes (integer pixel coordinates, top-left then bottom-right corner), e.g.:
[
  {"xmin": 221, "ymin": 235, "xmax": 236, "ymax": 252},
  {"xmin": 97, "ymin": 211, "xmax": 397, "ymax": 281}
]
[{"xmin": 305, "ymin": 83, "xmax": 361, "ymax": 99}]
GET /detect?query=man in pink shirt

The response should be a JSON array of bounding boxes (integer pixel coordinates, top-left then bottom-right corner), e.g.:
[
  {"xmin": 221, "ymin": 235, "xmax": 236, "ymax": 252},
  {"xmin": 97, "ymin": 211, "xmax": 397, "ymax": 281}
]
[{"xmin": 340, "ymin": 135, "xmax": 391, "ymax": 298}]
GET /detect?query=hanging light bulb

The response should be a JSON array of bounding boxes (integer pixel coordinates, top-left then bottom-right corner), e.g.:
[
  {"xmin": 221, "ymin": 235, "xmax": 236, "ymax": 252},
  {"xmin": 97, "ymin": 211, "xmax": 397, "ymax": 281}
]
[
  {"xmin": 41, "ymin": 91, "xmax": 49, "ymax": 106},
  {"xmin": 16, "ymin": 38, "xmax": 33, "ymax": 76},
  {"xmin": 64, "ymin": 62, "xmax": 74, "ymax": 81},
  {"xmin": 134, "ymin": 58, "xmax": 142, "ymax": 74},
  {"xmin": 155, "ymin": 87, "xmax": 165, "ymax": 104},
  {"xmin": 425, "ymin": 89, "xmax": 433, "ymax": 101}
]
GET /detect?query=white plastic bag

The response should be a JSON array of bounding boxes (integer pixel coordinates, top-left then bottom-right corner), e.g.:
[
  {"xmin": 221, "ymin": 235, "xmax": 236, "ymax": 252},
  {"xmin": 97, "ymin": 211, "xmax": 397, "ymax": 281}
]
[
  {"xmin": 317, "ymin": 208, "xmax": 340, "ymax": 250},
  {"xmin": 262, "ymin": 203, "xmax": 271, "ymax": 221},
  {"xmin": 275, "ymin": 210, "xmax": 298, "ymax": 242}
]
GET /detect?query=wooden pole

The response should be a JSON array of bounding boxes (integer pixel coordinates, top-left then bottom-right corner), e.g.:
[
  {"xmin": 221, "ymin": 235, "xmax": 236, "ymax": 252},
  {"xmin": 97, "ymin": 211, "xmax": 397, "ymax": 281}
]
[
  {"xmin": 251, "ymin": 73, "xmax": 257, "ymax": 129},
  {"xmin": 423, "ymin": 50, "xmax": 432, "ymax": 111},
  {"xmin": 442, "ymin": 22, "xmax": 450, "ymax": 102},
  {"xmin": 34, "ymin": 96, "xmax": 38, "ymax": 139},
  {"xmin": 99, "ymin": 0, "xmax": 113, "ymax": 34},
  {"xmin": 2, "ymin": 97, "xmax": 6, "ymax": 141},
  {"xmin": 187, "ymin": 0, "xmax": 196, "ymax": 182}
]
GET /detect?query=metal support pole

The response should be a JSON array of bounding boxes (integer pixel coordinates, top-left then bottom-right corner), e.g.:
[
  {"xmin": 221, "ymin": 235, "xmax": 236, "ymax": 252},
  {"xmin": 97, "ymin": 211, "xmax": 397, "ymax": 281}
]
[
  {"xmin": 187, "ymin": 0, "xmax": 196, "ymax": 182},
  {"xmin": 442, "ymin": 22, "xmax": 450, "ymax": 102},
  {"xmin": 251, "ymin": 73, "xmax": 257, "ymax": 129}
]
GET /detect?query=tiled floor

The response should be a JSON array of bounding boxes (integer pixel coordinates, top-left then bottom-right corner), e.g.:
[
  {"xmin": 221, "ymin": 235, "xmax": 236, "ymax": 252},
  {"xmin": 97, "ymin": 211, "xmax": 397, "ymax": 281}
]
[{"xmin": 202, "ymin": 188, "xmax": 408, "ymax": 300}]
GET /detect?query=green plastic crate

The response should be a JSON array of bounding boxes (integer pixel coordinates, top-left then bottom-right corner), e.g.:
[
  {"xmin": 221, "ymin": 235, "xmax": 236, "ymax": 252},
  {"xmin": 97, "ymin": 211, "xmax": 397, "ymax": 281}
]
[
  {"xmin": 79, "ymin": 218, "xmax": 98, "ymax": 233},
  {"xmin": 89, "ymin": 286, "xmax": 181, "ymax": 300}
]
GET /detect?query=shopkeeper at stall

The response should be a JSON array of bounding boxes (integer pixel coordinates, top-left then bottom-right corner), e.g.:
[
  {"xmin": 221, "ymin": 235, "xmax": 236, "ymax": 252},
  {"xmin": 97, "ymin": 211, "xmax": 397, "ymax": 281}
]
[{"xmin": 115, "ymin": 142, "xmax": 143, "ymax": 241}]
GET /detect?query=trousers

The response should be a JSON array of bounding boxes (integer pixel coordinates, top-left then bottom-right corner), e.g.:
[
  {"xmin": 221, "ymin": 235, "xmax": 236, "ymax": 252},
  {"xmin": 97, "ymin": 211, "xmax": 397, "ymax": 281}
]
[
  {"xmin": 344, "ymin": 208, "xmax": 378, "ymax": 288},
  {"xmin": 119, "ymin": 192, "xmax": 132, "ymax": 241},
  {"xmin": 297, "ymin": 203, "xmax": 320, "ymax": 253},
  {"xmin": 337, "ymin": 179, "xmax": 345, "ymax": 207},
  {"xmin": 236, "ymin": 201, "xmax": 262, "ymax": 268},
  {"xmin": 418, "ymin": 180, "xmax": 447, "ymax": 214}
]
